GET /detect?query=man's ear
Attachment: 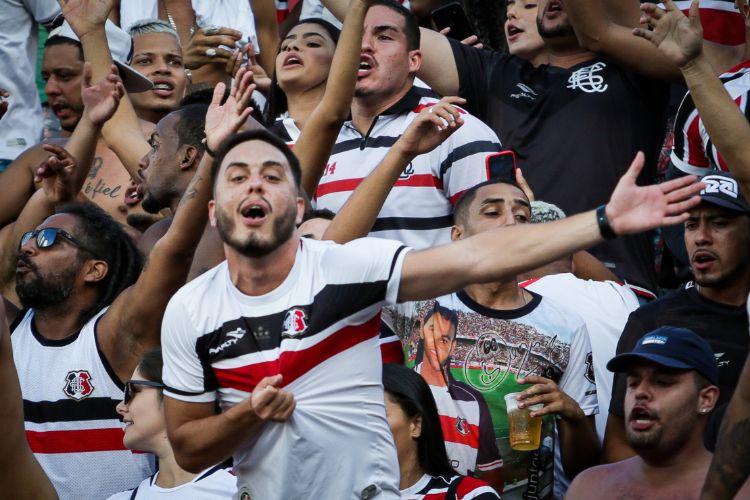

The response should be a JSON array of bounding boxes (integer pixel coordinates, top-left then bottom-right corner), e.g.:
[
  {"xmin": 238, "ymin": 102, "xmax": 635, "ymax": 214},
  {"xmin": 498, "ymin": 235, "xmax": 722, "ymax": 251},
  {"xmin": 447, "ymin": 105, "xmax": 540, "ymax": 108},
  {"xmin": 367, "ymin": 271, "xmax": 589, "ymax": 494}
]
[
  {"xmin": 208, "ymin": 200, "xmax": 217, "ymax": 227},
  {"xmin": 179, "ymin": 145, "xmax": 200, "ymax": 171},
  {"xmin": 408, "ymin": 49, "xmax": 422, "ymax": 74},
  {"xmin": 82, "ymin": 260, "xmax": 109, "ymax": 284},
  {"xmin": 697, "ymin": 384, "xmax": 720, "ymax": 415},
  {"xmin": 451, "ymin": 224, "xmax": 464, "ymax": 242},
  {"xmin": 295, "ymin": 196, "xmax": 305, "ymax": 226}
]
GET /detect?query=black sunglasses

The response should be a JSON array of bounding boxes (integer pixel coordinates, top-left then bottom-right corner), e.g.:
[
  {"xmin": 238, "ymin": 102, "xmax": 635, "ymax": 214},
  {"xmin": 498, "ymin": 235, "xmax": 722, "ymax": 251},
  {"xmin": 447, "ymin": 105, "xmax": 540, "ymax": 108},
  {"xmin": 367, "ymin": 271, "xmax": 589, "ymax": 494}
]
[
  {"xmin": 123, "ymin": 379, "xmax": 166, "ymax": 404},
  {"xmin": 19, "ymin": 228, "xmax": 99, "ymax": 259}
]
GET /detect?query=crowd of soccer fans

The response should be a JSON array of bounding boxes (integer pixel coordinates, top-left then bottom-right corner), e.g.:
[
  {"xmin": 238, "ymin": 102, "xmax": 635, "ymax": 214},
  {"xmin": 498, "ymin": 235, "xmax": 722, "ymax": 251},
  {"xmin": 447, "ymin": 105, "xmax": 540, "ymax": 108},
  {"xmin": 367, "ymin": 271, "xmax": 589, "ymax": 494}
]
[{"xmin": 1, "ymin": 0, "xmax": 750, "ymax": 498}]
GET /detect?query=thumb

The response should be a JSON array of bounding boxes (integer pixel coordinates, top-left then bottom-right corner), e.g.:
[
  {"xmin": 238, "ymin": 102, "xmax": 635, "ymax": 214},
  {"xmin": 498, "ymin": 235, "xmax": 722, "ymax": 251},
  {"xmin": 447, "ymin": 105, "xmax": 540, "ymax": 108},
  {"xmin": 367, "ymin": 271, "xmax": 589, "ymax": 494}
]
[
  {"xmin": 688, "ymin": 0, "xmax": 701, "ymax": 29},
  {"xmin": 260, "ymin": 374, "xmax": 283, "ymax": 389}
]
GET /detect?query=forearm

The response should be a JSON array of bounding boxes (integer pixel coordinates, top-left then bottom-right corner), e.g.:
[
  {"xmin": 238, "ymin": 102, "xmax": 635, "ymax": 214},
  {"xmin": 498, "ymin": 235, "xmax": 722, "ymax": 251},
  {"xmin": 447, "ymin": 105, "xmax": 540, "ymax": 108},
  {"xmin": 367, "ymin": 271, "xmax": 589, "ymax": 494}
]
[
  {"xmin": 320, "ymin": 0, "xmax": 348, "ymax": 21},
  {"xmin": 324, "ymin": 146, "xmax": 414, "ymax": 243},
  {"xmin": 701, "ymin": 356, "xmax": 750, "ymax": 499},
  {"xmin": 601, "ymin": 0, "xmax": 640, "ymax": 27},
  {"xmin": 558, "ymin": 415, "xmax": 600, "ymax": 477},
  {"xmin": 169, "ymin": 401, "xmax": 261, "ymax": 472},
  {"xmin": 64, "ymin": 116, "xmax": 102, "ymax": 190},
  {"xmin": 250, "ymin": 0, "xmax": 280, "ymax": 75},
  {"xmin": 295, "ymin": 0, "xmax": 368, "ymax": 196},
  {"xmin": 79, "ymin": 27, "xmax": 148, "ymax": 179},
  {"xmin": 681, "ymin": 54, "xmax": 750, "ymax": 195},
  {"xmin": 565, "ymin": 0, "xmax": 613, "ymax": 49}
]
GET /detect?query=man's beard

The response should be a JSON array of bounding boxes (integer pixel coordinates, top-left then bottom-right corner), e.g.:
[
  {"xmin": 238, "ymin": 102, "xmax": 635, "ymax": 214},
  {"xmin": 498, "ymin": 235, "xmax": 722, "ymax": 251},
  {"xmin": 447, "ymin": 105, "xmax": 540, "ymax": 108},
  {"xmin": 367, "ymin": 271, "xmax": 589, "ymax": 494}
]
[
  {"xmin": 16, "ymin": 255, "xmax": 79, "ymax": 309},
  {"xmin": 536, "ymin": 16, "xmax": 575, "ymax": 39},
  {"xmin": 214, "ymin": 200, "xmax": 297, "ymax": 258},
  {"xmin": 141, "ymin": 191, "xmax": 167, "ymax": 214}
]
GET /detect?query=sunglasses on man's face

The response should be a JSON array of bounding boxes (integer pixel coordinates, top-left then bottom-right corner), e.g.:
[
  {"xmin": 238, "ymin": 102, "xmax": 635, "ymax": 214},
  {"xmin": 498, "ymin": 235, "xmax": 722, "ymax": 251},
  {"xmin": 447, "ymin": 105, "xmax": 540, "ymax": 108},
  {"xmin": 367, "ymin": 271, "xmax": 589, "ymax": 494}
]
[
  {"xmin": 123, "ymin": 379, "xmax": 166, "ymax": 405},
  {"xmin": 19, "ymin": 228, "xmax": 99, "ymax": 258}
]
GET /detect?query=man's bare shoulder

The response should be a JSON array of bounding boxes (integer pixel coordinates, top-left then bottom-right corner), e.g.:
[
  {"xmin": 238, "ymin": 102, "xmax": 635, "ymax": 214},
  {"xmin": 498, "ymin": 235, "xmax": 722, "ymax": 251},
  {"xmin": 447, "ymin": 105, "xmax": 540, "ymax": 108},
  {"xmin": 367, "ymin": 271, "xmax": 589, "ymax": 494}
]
[{"xmin": 566, "ymin": 459, "xmax": 638, "ymax": 499}]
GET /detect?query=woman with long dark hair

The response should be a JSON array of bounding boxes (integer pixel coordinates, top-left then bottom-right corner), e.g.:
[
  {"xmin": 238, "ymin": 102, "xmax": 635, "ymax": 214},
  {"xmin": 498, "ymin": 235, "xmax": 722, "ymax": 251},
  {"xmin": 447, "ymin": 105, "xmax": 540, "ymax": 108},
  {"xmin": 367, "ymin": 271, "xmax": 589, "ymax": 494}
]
[{"xmin": 383, "ymin": 363, "xmax": 501, "ymax": 499}]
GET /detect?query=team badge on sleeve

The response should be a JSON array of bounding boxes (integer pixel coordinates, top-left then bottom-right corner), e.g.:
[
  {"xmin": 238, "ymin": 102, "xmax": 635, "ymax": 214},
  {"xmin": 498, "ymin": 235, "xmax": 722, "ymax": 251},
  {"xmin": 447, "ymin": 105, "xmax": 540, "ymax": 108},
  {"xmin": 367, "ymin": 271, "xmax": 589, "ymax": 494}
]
[
  {"xmin": 63, "ymin": 370, "xmax": 94, "ymax": 401},
  {"xmin": 584, "ymin": 352, "xmax": 596, "ymax": 384},
  {"xmin": 282, "ymin": 308, "xmax": 309, "ymax": 338}
]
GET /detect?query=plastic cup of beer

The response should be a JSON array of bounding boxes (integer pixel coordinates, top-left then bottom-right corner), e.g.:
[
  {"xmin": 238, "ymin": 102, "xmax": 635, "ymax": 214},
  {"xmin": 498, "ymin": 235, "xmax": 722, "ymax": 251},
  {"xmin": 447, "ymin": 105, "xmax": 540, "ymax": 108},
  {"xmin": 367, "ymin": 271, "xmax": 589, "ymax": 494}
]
[{"xmin": 504, "ymin": 392, "xmax": 543, "ymax": 451}]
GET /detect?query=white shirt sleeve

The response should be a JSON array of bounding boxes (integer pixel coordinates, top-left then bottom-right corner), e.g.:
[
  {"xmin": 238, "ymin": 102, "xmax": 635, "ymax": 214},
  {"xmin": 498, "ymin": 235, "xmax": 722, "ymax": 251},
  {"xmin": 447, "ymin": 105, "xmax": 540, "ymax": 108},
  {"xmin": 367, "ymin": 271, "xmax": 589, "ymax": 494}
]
[
  {"xmin": 320, "ymin": 237, "xmax": 411, "ymax": 306},
  {"xmin": 558, "ymin": 321, "xmax": 599, "ymax": 416},
  {"xmin": 162, "ymin": 294, "xmax": 218, "ymax": 403},
  {"xmin": 23, "ymin": 0, "xmax": 61, "ymax": 24}
]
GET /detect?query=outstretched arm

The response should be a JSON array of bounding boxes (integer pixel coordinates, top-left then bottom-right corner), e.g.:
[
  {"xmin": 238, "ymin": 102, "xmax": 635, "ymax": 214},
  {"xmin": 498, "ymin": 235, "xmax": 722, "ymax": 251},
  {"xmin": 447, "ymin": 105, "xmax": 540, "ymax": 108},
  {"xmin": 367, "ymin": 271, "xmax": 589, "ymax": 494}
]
[
  {"xmin": 635, "ymin": 0, "xmax": 750, "ymax": 198},
  {"xmin": 293, "ymin": 0, "xmax": 370, "ymax": 198},
  {"xmin": 323, "ymin": 97, "xmax": 466, "ymax": 242},
  {"xmin": 398, "ymin": 152, "xmax": 703, "ymax": 301},
  {"xmin": 0, "ymin": 302, "xmax": 57, "ymax": 499},
  {"xmin": 97, "ymin": 70, "xmax": 257, "ymax": 382}
]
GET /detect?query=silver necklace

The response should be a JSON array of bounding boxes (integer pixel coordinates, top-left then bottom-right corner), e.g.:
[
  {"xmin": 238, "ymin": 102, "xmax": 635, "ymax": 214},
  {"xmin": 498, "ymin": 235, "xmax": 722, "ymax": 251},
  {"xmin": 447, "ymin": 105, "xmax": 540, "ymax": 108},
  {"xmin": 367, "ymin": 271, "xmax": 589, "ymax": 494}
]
[{"xmin": 161, "ymin": 0, "xmax": 196, "ymax": 37}]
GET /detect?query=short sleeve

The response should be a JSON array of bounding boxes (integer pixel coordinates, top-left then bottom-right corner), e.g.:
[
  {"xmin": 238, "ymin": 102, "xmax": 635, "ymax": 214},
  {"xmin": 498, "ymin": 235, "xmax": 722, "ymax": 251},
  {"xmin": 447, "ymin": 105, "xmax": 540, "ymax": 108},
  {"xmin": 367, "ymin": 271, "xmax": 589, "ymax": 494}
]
[
  {"xmin": 438, "ymin": 114, "xmax": 501, "ymax": 205},
  {"xmin": 162, "ymin": 295, "xmax": 217, "ymax": 403},
  {"xmin": 609, "ymin": 313, "xmax": 649, "ymax": 417},
  {"xmin": 23, "ymin": 0, "xmax": 61, "ymax": 25},
  {"xmin": 320, "ymin": 238, "xmax": 411, "ymax": 306},
  {"xmin": 475, "ymin": 397, "xmax": 503, "ymax": 472},
  {"xmin": 558, "ymin": 322, "xmax": 598, "ymax": 417}
]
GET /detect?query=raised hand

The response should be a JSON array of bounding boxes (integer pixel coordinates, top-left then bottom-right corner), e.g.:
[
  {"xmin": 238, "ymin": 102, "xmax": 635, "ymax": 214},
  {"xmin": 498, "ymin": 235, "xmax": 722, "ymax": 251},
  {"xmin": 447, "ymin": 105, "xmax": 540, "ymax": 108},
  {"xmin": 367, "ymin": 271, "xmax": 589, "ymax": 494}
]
[
  {"xmin": 35, "ymin": 144, "xmax": 80, "ymax": 205},
  {"xmin": 81, "ymin": 63, "xmax": 125, "ymax": 126},
  {"xmin": 633, "ymin": 0, "xmax": 703, "ymax": 68},
  {"xmin": 184, "ymin": 25, "xmax": 242, "ymax": 70},
  {"xmin": 204, "ymin": 67, "xmax": 256, "ymax": 151},
  {"xmin": 605, "ymin": 151, "xmax": 704, "ymax": 235},
  {"xmin": 251, "ymin": 375, "xmax": 296, "ymax": 422},
  {"xmin": 396, "ymin": 97, "xmax": 466, "ymax": 158},
  {"xmin": 57, "ymin": 0, "xmax": 113, "ymax": 38}
]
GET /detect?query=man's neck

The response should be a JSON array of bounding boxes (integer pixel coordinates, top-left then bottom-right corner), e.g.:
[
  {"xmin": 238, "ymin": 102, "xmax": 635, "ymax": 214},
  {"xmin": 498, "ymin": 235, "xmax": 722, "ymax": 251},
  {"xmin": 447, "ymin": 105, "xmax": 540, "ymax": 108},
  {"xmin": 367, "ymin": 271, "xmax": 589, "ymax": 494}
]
[
  {"xmin": 226, "ymin": 234, "xmax": 300, "ymax": 296},
  {"xmin": 548, "ymin": 49, "xmax": 596, "ymax": 69},
  {"xmin": 351, "ymin": 84, "xmax": 412, "ymax": 135},
  {"xmin": 696, "ymin": 277, "xmax": 750, "ymax": 307},
  {"xmin": 286, "ymin": 85, "xmax": 327, "ymax": 131},
  {"xmin": 635, "ymin": 434, "xmax": 712, "ymax": 484},
  {"xmin": 33, "ymin": 298, "xmax": 91, "ymax": 341},
  {"xmin": 463, "ymin": 279, "xmax": 531, "ymax": 311},
  {"xmin": 134, "ymin": 106, "xmax": 165, "ymax": 126}
]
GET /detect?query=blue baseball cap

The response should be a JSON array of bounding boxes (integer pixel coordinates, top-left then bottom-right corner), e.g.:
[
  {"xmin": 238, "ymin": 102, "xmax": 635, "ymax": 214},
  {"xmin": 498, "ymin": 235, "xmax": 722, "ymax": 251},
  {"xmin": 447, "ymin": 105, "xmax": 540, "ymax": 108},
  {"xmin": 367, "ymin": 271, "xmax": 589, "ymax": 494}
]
[
  {"xmin": 607, "ymin": 326, "xmax": 718, "ymax": 385},
  {"xmin": 699, "ymin": 171, "xmax": 750, "ymax": 214}
]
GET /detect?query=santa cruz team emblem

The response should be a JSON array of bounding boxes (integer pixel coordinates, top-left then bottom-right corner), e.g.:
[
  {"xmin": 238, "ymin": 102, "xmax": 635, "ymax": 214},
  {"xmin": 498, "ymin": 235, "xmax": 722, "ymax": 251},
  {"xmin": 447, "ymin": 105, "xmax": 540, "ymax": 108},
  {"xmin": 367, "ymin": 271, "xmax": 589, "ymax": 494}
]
[
  {"xmin": 63, "ymin": 370, "xmax": 94, "ymax": 401},
  {"xmin": 282, "ymin": 308, "xmax": 308, "ymax": 338},
  {"xmin": 455, "ymin": 417, "xmax": 470, "ymax": 435}
]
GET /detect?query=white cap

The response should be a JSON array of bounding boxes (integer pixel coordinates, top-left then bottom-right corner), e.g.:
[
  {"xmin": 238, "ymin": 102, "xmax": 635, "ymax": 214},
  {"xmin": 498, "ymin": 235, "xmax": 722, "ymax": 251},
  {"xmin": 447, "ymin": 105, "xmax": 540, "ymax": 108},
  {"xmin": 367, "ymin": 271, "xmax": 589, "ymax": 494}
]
[{"xmin": 49, "ymin": 20, "xmax": 153, "ymax": 93}]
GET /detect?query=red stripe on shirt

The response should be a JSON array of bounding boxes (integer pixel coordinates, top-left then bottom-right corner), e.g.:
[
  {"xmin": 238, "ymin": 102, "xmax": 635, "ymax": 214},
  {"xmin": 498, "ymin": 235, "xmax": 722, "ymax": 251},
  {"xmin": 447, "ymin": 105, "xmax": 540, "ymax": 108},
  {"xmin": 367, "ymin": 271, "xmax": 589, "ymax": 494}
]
[
  {"xmin": 380, "ymin": 338, "xmax": 405, "ymax": 364},
  {"xmin": 213, "ymin": 315, "xmax": 382, "ymax": 393},
  {"xmin": 687, "ymin": 8, "xmax": 745, "ymax": 46},
  {"xmin": 316, "ymin": 174, "xmax": 444, "ymax": 198},
  {"xmin": 439, "ymin": 415, "xmax": 480, "ymax": 448},
  {"xmin": 686, "ymin": 114, "xmax": 709, "ymax": 168},
  {"xmin": 27, "ymin": 428, "xmax": 127, "ymax": 454}
]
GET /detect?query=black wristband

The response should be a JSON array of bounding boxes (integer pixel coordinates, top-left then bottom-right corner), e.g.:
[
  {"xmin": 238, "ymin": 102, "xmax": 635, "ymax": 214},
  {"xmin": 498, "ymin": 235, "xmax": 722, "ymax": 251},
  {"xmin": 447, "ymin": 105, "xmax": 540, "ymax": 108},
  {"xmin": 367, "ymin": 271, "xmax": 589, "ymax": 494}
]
[
  {"xmin": 203, "ymin": 139, "xmax": 217, "ymax": 157},
  {"xmin": 596, "ymin": 204, "xmax": 617, "ymax": 239}
]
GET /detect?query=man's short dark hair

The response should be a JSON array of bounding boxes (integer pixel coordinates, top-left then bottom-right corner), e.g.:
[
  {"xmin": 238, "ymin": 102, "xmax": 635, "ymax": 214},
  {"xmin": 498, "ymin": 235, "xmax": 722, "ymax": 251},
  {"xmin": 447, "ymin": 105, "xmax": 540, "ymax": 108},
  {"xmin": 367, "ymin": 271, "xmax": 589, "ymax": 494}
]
[
  {"xmin": 173, "ymin": 104, "xmax": 208, "ymax": 151},
  {"xmin": 210, "ymin": 129, "xmax": 302, "ymax": 190},
  {"xmin": 453, "ymin": 178, "xmax": 527, "ymax": 225},
  {"xmin": 45, "ymin": 35, "xmax": 84, "ymax": 60},
  {"xmin": 301, "ymin": 208, "xmax": 336, "ymax": 223},
  {"xmin": 423, "ymin": 303, "xmax": 459, "ymax": 341},
  {"xmin": 369, "ymin": 0, "xmax": 421, "ymax": 51}
]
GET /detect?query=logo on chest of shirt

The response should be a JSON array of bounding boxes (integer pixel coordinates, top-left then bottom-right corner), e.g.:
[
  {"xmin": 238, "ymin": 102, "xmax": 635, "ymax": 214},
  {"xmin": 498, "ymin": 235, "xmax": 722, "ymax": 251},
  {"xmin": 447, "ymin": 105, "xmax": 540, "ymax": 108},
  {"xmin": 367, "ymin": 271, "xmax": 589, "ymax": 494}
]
[
  {"xmin": 63, "ymin": 370, "xmax": 94, "ymax": 401},
  {"xmin": 567, "ymin": 62, "xmax": 609, "ymax": 93},
  {"xmin": 282, "ymin": 308, "xmax": 309, "ymax": 338},
  {"xmin": 209, "ymin": 327, "xmax": 248, "ymax": 355},
  {"xmin": 399, "ymin": 162, "xmax": 415, "ymax": 179},
  {"xmin": 510, "ymin": 82, "xmax": 538, "ymax": 101},
  {"xmin": 455, "ymin": 416, "xmax": 470, "ymax": 435}
]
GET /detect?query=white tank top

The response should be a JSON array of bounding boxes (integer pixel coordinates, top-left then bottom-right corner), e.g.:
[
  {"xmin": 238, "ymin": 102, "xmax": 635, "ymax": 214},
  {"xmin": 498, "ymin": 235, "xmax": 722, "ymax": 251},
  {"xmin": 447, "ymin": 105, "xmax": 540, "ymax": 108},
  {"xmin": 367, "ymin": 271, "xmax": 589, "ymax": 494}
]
[{"xmin": 11, "ymin": 308, "xmax": 154, "ymax": 499}]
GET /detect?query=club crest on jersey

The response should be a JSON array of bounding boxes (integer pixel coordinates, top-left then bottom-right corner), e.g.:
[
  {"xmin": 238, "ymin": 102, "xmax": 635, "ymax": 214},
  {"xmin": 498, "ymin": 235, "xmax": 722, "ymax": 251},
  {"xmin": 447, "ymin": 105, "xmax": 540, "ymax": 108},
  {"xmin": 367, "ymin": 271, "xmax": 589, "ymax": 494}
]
[
  {"xmin": 585, "ymin": 352, "xmax": 596, "ymax": 384},
  {"xmin": 567, "ymin": 62, "xmax": 608, "ymax": 93},
  {"xmin": 455, "ymin": 417, "xmax": 470, "ymax": 435},
  {"xmin": 282, "ymin": 308, "xmax": 308, "ymax": 338},
  {"xmin": 63, "ymin": 370, "xmax": 94, "ymax": 401}
]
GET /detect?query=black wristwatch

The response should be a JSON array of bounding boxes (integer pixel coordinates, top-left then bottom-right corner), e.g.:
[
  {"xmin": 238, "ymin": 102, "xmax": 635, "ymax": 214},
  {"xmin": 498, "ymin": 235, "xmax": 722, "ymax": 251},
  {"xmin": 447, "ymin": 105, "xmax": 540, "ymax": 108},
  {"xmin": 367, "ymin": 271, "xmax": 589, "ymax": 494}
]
[{"xmin": 596, "ymin": 205, "xmax": 617, "ymax": 239}]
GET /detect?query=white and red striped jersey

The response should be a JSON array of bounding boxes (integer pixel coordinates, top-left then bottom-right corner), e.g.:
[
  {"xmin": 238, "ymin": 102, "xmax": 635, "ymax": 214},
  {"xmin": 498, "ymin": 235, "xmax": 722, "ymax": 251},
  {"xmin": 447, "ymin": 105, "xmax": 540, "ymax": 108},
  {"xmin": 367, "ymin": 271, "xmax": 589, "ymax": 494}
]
[
  {"xmin": 401, "ymin": 474, "xmax": 500, "ymax": 500},
  {"xmin": 11, "ymin": 309, "xmax": 154, "ymax": 499},
  {"xmin": 161, "ymin": 237, "xmax": 409, "ymax": 500},
  {"xmin": 659, "ymin": 1, "xmax": 745, "ymax": 46},
  {"xmin": 671, "ymin": 60, "xmax": 750, "ymax": 175},
  {"xmin": 313, "ymin": 86, "xmax": 501, "ymax": 250}
]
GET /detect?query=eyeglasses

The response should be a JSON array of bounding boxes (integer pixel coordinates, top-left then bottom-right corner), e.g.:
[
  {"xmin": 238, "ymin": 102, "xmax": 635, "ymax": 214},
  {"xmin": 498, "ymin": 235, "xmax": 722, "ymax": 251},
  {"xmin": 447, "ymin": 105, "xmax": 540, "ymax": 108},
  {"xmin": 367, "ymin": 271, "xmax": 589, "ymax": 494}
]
[
  {"xmin": 19, "ymin": 228, "xmax": 99, "ymax": 258},
  {"xmin": 123, "ymin": 379, "xmax": 165, "ymax": 405}
]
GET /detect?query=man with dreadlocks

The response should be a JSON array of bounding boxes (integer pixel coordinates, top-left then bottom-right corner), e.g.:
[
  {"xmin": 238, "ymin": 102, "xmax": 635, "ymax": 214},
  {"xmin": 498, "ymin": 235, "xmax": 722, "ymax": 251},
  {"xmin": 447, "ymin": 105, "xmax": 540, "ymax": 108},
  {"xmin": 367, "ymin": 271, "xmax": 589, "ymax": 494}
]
[{"xmin": 2, "ymin": 61, "xmax": 255, "ymax": 498}]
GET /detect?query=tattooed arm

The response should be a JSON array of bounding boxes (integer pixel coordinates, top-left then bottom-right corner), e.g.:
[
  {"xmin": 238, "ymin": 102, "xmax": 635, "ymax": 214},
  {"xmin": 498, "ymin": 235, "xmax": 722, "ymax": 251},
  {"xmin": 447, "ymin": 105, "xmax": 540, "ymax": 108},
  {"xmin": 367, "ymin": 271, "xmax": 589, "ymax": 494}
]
[{"xmin": 701, "ymin": 353, "xmax": 750, "ymax": 499}]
